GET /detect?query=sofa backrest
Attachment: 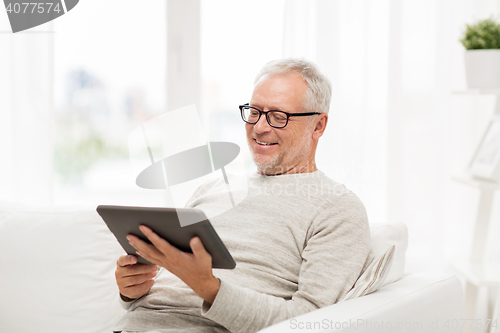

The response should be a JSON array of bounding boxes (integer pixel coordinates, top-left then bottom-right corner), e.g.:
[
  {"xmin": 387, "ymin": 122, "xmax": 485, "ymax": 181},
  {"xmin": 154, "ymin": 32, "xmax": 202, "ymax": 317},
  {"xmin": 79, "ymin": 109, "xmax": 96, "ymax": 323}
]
[{"xmin": 0, "ymin": 203, "xmax": 125, "ymax": 333}]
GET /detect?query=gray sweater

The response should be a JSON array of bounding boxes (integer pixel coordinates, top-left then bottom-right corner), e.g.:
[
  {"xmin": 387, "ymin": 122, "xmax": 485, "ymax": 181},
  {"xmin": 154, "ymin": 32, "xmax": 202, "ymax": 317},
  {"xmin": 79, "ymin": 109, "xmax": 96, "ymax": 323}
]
[{"xmin": 114, "ymin": 170, "xmax": 371, "ymax": 333}]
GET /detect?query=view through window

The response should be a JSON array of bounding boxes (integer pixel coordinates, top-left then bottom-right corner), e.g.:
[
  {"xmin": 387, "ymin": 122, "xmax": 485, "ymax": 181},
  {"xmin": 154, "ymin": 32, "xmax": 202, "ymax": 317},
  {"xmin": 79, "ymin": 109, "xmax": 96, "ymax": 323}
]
[{"xmin": 53, "ymin": 0, "xmax": 166, "ymax": 206}]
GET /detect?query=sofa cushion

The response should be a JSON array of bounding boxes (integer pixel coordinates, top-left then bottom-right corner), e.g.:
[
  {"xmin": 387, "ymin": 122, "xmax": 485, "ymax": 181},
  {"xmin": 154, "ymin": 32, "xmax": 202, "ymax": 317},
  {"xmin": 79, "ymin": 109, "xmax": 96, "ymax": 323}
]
[
  {"xmin": 0, "ymin": 202, "xmax": 125, "ymax": 333},
  {"xmin": 369, "ymin": 223, "xmax": 408, "ymax": 285},
  {"xmin": 342, "ymin": 223, "xmax": 408, "ymax": 301}
]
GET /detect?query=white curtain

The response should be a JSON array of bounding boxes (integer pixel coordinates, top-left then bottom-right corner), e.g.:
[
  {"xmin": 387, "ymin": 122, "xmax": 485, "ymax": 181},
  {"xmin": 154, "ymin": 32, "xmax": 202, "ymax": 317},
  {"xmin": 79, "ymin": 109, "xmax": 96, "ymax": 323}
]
[
  {"xmin": 282, "ymin": 0, "xmax": 389, "ymax": 226},
  {"xmin": 282, "ymin": 0, "xmax": 500, "ymax": 273},
  {"xmin": 0, "ymin": 24, "xmax": 54, "ymax": 206}
]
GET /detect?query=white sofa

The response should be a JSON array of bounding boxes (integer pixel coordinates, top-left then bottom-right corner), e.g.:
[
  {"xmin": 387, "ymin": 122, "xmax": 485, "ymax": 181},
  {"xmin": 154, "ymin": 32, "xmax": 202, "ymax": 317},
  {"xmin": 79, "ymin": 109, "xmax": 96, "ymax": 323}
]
[{"xmin": 0, "ymin": 203, "xmax": 463, "ymax": 333}]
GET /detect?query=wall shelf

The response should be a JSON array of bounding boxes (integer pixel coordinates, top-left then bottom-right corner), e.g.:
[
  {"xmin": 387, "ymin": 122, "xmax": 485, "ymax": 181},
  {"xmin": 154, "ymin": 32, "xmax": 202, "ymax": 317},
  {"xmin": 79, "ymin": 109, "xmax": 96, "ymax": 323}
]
[
  {"xmin": 452, "ymin": 174, "xmax": 500, "ymax": 190},
  {"xmin": 451, "ymin": 89, "xmax": 500, "ymax": 332},
  {"xmin": 453, "ymin": 89, "xmax": 500, "ymax": 95}
]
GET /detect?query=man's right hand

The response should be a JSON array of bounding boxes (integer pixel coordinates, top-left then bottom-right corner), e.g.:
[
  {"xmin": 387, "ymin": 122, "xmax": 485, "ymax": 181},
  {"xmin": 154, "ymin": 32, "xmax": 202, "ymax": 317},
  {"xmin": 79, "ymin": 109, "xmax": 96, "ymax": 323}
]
[{"xmin": 115, "ymin": 254, "xmax": 158, "ymax": 301}]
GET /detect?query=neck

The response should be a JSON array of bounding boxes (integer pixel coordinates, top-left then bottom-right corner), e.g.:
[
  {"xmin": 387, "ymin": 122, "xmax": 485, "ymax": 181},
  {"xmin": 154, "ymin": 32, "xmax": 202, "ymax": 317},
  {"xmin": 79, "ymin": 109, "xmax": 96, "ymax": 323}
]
[{"xmin": 258, "ymin": 160, "xmax": 318, "ymax": 176}]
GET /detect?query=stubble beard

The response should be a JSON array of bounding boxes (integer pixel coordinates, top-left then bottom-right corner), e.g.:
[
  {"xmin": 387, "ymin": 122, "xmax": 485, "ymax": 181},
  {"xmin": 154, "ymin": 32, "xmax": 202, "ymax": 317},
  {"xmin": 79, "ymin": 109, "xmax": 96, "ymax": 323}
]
[{"xmin": 249, "ymin": 127, "xmax": 314, "ymax": 175}]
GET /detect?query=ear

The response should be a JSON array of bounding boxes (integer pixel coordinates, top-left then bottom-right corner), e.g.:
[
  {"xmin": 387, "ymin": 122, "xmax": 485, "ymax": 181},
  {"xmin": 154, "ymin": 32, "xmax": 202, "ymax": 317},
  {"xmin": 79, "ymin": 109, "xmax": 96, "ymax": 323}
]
[{"xmin": 312, "ymin": 113, "xmax": 328, "ymax": 140}]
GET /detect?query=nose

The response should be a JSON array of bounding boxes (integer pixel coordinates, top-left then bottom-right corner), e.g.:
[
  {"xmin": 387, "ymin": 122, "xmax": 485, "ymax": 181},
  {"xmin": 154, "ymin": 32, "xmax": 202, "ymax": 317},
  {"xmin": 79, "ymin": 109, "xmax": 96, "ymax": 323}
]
[{"xmin": 253, "ymin": 113, "xmax": 272, "ymax": 134}]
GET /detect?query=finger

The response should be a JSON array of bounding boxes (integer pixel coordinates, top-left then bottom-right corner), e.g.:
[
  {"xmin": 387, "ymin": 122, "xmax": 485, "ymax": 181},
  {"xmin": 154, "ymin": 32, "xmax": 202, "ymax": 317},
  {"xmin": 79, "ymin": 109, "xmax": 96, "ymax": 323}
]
[
  {"xmin": 138, "ymin": 225, "xmax": 178, "ymax": 256},
  {"xmin": 117, "ymin": 254, "xmax": 137, "ymax": 267},
  {"xmin": 121, "ymin": 271, "xmax": 158, "ymax": 288},
  {"xmin": 116, "ymin": 263, "xmax": 157, "ymax": 282},
  {"xmin": 190, "ymin": 237, "xmax": 211, "ymax": 260},
  {"xmin": 128, "ymin": 233, "xmax": 160, "ymax": 254},
  {"xmin": 128, "ymin": 234, "xmax": 164, "ymax": 260},
  {"xmin": 136, "ymin": 250, "xmax": 160, "ymax": 267},
  {"xmin": 120, "ymin": 264, "xmax": 158, "ymax": 278},
  {"xmin": 122, "ymin": 279, "xmax": 155, "ymax": 299}
]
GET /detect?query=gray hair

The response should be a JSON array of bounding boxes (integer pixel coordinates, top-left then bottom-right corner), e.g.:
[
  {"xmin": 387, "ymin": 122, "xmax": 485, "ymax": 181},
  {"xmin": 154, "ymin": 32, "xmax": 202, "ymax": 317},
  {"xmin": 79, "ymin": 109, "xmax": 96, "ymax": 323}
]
[{"xmin": 254, "ymin": 58, "xmax": 332, "ymax": 114}]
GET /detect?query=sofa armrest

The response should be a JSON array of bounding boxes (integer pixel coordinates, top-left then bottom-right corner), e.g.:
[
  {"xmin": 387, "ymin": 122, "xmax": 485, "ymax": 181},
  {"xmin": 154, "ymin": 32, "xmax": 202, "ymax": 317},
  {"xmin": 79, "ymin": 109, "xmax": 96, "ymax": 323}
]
[{"xmin": 258, "ymin": 273, "xmax": 464, "ymax": 333}]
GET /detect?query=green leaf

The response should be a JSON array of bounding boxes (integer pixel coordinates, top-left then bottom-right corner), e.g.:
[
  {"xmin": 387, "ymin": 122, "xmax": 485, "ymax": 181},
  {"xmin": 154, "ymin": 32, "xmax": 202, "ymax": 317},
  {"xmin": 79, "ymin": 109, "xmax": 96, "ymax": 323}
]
[{"xmin": 460, "ymin": 16, "xmax": 500, "ymax": 50}]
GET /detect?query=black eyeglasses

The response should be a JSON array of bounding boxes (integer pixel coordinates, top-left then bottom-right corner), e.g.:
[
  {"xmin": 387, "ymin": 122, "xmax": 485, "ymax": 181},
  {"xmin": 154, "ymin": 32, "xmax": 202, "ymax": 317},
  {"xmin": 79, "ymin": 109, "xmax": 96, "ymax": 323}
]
[{"xmin": 239, "ymin": 104, "xmax": 321, "ymax": 128}]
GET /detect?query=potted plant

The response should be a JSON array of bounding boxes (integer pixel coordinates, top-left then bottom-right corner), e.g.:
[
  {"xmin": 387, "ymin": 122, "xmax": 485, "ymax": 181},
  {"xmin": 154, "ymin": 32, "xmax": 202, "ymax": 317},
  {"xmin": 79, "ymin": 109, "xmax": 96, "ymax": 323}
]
[{"xmin": 460, "ymin": 17, "xmax": 500, "ymax": 89}]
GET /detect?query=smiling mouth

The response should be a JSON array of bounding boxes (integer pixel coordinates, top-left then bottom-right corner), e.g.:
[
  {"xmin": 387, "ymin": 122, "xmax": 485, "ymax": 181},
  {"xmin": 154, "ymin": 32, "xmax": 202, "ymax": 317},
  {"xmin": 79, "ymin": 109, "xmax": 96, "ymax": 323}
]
[{"xmin": 255, "ymin": 139, "xmax": 278, "ymax": 146}]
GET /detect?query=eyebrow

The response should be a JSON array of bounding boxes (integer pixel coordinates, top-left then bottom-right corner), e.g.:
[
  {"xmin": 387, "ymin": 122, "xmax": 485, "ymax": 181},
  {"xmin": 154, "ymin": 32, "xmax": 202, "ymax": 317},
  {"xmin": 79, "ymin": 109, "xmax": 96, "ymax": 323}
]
[{"xmin": 249, "ymin": 103, "xmax": 287, "ymax": 112}]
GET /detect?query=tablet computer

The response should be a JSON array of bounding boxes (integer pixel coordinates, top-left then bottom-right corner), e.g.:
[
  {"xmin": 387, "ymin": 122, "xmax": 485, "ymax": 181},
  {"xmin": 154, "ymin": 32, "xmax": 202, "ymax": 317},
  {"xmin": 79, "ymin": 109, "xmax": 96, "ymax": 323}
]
[{"xmin": 96, "ymin": 205, "xmax": 236, "ymax": 269}]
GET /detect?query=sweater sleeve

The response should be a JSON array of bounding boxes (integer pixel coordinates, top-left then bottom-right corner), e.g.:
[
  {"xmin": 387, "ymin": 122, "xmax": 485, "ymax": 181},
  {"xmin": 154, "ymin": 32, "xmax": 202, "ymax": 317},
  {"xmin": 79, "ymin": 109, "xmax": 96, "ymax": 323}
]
[
  {"xmin": 118, "ymin": 296, "xmax": 134, "ymax": 310},
  {"xmin": 201, "ymin": 193, "xmax": 371, "ymax": 333}
]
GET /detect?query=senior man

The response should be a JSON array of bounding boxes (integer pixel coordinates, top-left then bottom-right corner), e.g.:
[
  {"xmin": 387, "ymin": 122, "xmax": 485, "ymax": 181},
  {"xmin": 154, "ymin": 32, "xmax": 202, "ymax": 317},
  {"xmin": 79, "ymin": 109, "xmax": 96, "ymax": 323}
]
[{"xmin": 113, "ymin": 58, "xmax": 371, "ymax": 333}]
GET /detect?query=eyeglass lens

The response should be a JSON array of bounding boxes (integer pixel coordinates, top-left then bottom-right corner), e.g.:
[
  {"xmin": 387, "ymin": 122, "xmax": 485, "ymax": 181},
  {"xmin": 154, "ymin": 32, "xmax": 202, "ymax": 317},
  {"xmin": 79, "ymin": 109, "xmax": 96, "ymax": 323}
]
[{"xmin": 242, "ymin": 106, "xmax": 287, "ymax": 127}]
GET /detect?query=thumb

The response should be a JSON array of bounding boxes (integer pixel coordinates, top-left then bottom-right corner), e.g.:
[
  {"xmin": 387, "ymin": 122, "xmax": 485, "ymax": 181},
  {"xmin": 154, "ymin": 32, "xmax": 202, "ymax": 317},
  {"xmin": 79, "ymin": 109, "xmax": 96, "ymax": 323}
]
[{"xmin": 190, "ymin": 237, "xmax": 209, "ymax": 258}]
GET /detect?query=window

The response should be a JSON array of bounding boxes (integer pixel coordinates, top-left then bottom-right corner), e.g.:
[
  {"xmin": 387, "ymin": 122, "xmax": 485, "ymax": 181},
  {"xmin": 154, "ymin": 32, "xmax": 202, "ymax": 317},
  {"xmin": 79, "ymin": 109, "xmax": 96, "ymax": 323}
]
[{"xmin": 53, "ymin": 0, "xmax": 166, "ymax": 206}]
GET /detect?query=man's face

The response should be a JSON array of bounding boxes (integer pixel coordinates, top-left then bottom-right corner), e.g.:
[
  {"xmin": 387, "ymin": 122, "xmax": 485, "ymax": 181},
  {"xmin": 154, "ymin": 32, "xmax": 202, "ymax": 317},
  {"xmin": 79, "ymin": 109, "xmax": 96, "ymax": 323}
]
[{"xmin": 246, "ymin": 72, "xmax": 315, "ymax": 175}]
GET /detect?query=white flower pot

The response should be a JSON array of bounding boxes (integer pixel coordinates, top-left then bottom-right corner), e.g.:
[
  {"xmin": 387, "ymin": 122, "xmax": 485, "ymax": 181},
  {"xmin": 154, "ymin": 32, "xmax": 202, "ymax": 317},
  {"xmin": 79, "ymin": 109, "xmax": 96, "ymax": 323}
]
[{"xmin": 464, "ymin": 49, "xmax": 500, "ymax": 89}]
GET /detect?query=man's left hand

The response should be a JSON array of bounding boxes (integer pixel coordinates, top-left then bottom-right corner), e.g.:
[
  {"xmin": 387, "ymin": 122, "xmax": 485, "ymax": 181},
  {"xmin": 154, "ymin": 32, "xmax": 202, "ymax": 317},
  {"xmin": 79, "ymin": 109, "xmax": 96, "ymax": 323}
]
[{"xmin": 127, "ymin": 225, "xmax": 220, "ymax": 304}]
